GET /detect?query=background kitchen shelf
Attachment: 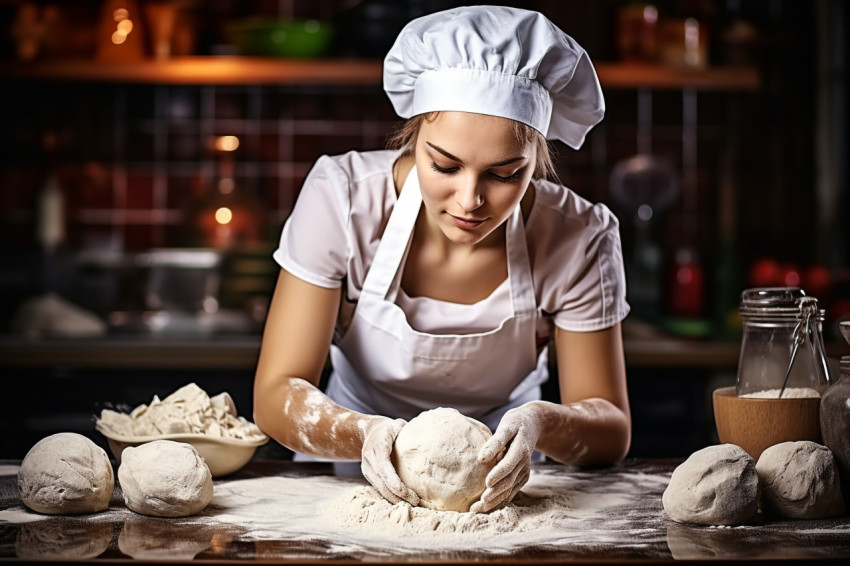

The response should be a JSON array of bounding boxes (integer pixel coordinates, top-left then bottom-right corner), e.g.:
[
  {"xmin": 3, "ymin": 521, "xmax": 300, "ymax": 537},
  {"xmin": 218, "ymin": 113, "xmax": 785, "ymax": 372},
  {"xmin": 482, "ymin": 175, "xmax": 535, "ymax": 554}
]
[{"xmin": 0, "ymin": 57, "xmax": 760, "ymax": 90}]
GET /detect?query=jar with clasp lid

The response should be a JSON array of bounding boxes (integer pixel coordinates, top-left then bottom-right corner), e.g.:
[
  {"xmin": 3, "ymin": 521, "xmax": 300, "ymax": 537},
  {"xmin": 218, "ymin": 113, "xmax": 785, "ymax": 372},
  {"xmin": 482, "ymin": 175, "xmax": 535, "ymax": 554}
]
[
  {"xmin": 820, "ymin": 321, "xmax": 850, "ymax": 505},
  {"xmin": 735, "ymin": 287, "xmax": 830, "ymax": 399}
]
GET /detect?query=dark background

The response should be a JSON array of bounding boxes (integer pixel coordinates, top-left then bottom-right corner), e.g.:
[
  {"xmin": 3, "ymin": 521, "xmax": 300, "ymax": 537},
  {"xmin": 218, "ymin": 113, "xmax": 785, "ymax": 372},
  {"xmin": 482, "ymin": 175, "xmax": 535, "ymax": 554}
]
[{"xmin": 0, "ymin": 0, "xmax": 848, "ymax": 460}]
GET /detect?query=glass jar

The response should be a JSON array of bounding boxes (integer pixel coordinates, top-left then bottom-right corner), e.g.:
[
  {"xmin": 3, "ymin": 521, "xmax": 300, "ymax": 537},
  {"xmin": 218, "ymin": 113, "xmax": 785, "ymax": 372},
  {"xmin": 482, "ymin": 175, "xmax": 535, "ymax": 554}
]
[
  {"xmin": 735, "ymin": 287, "xmax": 831, "ymax": 398},
  {"xmin": 820, "ymin": 322, "xmax": 850, "ymax": 505}
]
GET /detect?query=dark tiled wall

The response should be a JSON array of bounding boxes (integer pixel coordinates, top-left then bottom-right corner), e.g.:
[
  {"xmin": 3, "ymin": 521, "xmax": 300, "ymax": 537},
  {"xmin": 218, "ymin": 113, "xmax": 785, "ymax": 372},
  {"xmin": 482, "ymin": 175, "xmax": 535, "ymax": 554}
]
[{"xmin": 1, "ymin": 0, "xmax": 845, "ymax": 330}]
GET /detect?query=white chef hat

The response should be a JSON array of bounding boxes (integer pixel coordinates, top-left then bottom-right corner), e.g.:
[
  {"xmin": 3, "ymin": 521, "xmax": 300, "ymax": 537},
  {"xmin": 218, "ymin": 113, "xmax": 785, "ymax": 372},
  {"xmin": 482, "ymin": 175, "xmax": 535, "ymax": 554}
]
[{"xmin": 383, "ymin": 5, "xmax": 605, "ymax": 149}]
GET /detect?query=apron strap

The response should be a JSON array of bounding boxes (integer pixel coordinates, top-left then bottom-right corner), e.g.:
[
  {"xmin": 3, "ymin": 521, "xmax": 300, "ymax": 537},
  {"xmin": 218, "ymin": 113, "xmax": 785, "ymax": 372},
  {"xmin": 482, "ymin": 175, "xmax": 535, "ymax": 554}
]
[
  {"xmin": 362, "ymin": 165, "xmax": 537, "ymax": 319},
  {"xmin": 361, "ymin": 165, "xmax": 422, "ymax": 299}
]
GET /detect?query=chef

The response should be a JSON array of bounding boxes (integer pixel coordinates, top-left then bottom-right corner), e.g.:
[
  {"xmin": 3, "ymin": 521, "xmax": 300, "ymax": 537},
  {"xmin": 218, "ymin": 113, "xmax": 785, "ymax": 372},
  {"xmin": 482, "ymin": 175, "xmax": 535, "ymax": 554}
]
[{"xmin": 253, "ymin": 5, "xmax": 631, "ymax": 514}]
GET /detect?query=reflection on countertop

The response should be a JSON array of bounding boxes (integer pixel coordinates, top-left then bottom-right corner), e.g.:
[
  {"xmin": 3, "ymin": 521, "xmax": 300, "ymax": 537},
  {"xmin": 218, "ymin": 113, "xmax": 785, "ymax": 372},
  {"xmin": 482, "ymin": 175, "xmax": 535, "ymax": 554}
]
[{"xmin": 1, "ymin": 460, "xmax": 850, "ymax": 563}]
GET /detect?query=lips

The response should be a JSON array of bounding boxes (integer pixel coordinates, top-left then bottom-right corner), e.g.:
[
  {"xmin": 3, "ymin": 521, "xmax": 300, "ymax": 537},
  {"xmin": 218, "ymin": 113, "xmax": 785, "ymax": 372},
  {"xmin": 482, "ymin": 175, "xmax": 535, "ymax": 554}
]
[{"xmin": 448, "ymin": 213, "xmax": 486, "ymax": 229}]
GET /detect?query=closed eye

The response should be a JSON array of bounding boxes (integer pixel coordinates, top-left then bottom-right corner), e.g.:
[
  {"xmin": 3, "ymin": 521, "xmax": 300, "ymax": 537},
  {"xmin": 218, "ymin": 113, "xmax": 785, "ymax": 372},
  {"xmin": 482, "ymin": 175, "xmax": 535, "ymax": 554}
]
[
  {"xmin": 430, "ymin": 161, "xmax": 459, "ymax": 175},
  {"xmin": 490, "ymin": 171, "xmax": 521, "ymax": 183}
]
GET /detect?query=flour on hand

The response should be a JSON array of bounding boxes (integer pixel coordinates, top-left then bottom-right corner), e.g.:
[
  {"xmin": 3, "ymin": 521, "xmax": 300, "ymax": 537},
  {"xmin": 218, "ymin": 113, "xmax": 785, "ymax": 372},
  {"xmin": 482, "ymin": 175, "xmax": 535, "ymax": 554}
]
[
  {"xmin": 391, "ymin": 407, "xmax": 495, "ymax": 512},
  {"xmin": 662, "ymin": 444, "xmax": 760, "ymax": 526},
  {"xmin": 17, "ymin": 432, "xmax": 114, "ymax": 515},
  {"xmin": 118, "ymin": 439, "xmax": 213, "ymax": 517}
]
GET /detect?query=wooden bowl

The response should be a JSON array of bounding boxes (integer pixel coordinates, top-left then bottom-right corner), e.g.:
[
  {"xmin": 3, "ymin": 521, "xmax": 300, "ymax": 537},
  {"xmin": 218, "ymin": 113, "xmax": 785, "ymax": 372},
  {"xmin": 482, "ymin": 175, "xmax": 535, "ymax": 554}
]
[{"xmin": 712, "ymin": 386, "xmax": 822, "ymax": 461}]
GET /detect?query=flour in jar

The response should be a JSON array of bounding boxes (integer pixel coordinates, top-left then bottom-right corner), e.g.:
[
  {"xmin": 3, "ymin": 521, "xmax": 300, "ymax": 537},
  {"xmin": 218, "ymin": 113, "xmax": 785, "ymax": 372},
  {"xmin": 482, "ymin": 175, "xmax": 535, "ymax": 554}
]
[{"xmin": 740, "ymin": 387, "xmax": 821, "ymax": 399}]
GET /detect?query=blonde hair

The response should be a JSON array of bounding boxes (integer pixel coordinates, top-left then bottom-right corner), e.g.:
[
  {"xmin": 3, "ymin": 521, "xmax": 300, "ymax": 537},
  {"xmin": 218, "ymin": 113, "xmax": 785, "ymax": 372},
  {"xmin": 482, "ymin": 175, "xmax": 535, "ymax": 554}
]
[{"xmin": 387, "ymin": 113, "xmax": 558, "ymax": 182}]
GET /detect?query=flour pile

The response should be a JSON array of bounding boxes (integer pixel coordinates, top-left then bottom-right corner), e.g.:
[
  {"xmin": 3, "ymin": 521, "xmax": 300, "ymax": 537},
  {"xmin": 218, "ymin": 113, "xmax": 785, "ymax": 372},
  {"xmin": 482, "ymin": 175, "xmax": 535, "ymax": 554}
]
[{"xmin": 95, "ymin": 383, "xmax": 265, "ymax": 440}]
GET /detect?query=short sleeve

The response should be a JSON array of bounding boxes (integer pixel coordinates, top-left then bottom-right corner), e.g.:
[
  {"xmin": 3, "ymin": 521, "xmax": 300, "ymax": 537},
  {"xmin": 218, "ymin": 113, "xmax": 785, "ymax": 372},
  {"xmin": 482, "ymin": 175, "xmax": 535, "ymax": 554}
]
[
  {"xmin": 273, "ymin": 156, "xmax": 349, "ymax": 289},
  {"xmin": 531, "ymin": 184, "xmax": 630, "ymax": 332}
]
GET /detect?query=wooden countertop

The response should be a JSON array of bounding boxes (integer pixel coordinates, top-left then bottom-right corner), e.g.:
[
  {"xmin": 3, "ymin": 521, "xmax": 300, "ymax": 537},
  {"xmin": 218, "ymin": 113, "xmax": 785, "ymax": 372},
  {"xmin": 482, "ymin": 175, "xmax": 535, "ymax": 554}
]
[{"xmin": 1, "ymin": 459, "xmax": 849, "ymax": 564}]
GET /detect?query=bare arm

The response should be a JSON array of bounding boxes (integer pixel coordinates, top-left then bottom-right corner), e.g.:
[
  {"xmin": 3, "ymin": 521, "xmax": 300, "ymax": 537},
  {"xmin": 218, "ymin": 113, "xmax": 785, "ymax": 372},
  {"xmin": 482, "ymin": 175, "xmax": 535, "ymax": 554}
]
[
  {"xmin": 253, "ymin": 269, "xmax": 386, "ymax": 460},
  {"xmin": 534, "ymin": 323, "xmax": 632, "ymax": 466}
]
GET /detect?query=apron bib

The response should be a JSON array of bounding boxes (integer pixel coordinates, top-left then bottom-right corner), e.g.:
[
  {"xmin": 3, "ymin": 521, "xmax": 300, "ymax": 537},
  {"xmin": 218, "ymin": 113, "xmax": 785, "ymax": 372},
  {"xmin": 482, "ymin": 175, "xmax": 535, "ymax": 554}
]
[{"xmin": 326, "ymin": 166, "xmax": 546, "ymax": 430}]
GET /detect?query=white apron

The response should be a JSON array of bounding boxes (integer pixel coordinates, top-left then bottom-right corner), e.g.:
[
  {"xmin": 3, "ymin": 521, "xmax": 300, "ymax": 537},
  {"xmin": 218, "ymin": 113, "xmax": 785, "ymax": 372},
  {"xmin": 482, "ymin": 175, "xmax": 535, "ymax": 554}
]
[{"xmin": 325, "ymin": 166, "xmax": 548, "ymax": 432}]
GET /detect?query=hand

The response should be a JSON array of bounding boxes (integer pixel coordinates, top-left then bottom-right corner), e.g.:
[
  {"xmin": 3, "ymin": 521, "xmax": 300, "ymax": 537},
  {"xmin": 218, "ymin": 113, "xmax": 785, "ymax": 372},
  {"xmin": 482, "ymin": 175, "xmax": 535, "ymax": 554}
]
[
  {"xmin": 360, "ymin": 417, "xmax": 420, "ymax": 506},
  {"xmin": 470, "ymin": 404, "xmax": 542, "ymax": 513}
]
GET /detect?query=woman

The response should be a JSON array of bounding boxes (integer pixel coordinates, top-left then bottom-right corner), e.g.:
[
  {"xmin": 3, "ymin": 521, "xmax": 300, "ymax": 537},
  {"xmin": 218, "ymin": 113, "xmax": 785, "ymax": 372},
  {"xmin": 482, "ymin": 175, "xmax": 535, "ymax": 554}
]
[{"xmin": 253, "ymin": 5, "xmax": 631, "ymax": 514}]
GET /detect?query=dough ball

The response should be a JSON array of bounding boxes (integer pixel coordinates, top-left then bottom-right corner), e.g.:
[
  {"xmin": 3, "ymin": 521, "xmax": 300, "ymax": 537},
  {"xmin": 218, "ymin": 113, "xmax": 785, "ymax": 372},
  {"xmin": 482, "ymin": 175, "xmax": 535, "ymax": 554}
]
[
  {"xmin": 662, "ymin": 444, "xmax": 760, "ymax": 526},
  {"xmin": 118, "ymin": 440, "xmax": 213, "ymax": 517},
  {"xmin": 17, "ymin": 432, "xmax": 114, "ymax": 515},
  {"xmin": 756, "ymin": 440, "xmax": 845, "ymax": 519},
  {"xmin": 391, "ymin": 407, "xmax": 495, "ymax": 512}
]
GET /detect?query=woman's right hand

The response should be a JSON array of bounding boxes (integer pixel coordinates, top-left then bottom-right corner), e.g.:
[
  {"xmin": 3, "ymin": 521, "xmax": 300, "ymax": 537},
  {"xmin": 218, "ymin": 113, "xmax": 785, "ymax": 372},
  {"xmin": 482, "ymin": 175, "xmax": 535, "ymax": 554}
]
[{"xmin": 360, "ymin": 417, "xmax": 420, "ymax": 506}]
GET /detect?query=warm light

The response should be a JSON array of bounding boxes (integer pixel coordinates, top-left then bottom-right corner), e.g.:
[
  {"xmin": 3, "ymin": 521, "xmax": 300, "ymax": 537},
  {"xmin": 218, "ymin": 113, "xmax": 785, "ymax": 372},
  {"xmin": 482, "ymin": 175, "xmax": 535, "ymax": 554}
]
[
  {"xmin": 112, "ymin": 30, "xmax": 127, "ymax": 44},
  {"xmin": 215, "ymin": 207, "xmax": 233, "ymax": 225},
  {"xmin": 113, "ymin": 8, "xmax": 129, "ymax": 21},
  {"xmin": 117, "ymin": 19, "xmax": 133, "ymax": 33},
  {"xmin": 214, "ymin": 135, "xmax": 240, "ymax": 152}
]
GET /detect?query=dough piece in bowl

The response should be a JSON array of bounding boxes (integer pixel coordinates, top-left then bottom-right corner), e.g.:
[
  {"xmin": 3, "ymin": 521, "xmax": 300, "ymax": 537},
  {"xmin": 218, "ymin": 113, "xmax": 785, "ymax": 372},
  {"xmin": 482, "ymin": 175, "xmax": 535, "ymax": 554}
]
[
  {"xmin": 118, "ymin": 440, "xmax": 213, "ymax": 517},
  {"xmin": 391, "ymin": 407, "xmax": 495, "ymax": 512},
  {"xmin": 17, "ymin": 432, "xmax": 114, "ymax": 515},
  {"xmin": 756, "ymin": 440, "xmax": 844, "ymax": 519},
  {"xmin": 662, "ymin": 443, "xmax": 760, "ymax": 526}
]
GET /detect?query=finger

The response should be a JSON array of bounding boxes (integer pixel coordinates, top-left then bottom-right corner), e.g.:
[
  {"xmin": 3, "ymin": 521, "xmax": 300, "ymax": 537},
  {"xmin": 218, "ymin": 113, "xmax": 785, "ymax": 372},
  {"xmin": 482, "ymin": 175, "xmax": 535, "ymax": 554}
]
[
  {"xmin": 485, "ymin": 440, "xmax": 528, "ymax": 487},
  {"xmin": 487, "ymin": 457, "xmax": 530, "ymax": 496},
  {"xmin": 363, "ymin": 451, "xmax": 420, "ymax": 506},
  {"xmin": 478, "ymin": 421, "xmax": 517, "ymax": 463},
  {"xmin": 478, "ymin": 435, "xmax": 507, "ymax": 463},
  {"xmin": 474, "ymin": 460, "xmax": 531, "ymax": 513},
  {"xmin": 360, "ymin": 460, "xmax": 402, "ymax": 505}
]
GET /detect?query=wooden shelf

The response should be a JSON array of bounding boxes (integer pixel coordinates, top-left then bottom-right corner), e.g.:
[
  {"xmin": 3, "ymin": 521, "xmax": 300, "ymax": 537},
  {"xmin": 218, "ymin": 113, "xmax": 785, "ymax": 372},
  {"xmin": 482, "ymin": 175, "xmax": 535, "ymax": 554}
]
[{"xmin": 0, "ymin": 57, "xmax": 760, "ymax": 90}]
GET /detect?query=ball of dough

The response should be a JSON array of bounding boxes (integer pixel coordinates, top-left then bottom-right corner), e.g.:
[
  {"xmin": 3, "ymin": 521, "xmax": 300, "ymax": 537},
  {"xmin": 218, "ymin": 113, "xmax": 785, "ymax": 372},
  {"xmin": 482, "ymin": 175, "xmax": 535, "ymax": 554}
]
[
  {"xmin": 17, "ymin": 432, "xmax": 114, "ymax": 515},
  {"xmin": 662, "ymin": 444, "xmax": 760, "ymax": 526},
  {"xmin": 756, "ymin": 440, "xmax": 845, "ymax": 519},
  {"xmin": 118, "ymin": 440, "xmax": 213, "ymax": 517},
  {"xmin": 391, "ymin": 407, "xmax": 495, "ymax": 512}
]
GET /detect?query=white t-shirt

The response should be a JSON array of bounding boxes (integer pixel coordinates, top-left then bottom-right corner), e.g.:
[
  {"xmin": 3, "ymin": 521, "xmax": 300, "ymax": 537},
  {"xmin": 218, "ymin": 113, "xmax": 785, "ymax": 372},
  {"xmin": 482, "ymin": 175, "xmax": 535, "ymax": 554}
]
[{"xmin": 274, "ymin": 149, "xmax": 630, "ymax": 343}]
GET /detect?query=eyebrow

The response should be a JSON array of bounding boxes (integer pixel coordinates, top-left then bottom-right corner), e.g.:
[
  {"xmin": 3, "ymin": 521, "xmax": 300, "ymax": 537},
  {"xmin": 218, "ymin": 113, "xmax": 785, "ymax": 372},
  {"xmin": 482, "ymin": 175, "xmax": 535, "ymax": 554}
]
[{"xmin": 425, "ymin": 142, "xmax": 527, "ymax": 168}]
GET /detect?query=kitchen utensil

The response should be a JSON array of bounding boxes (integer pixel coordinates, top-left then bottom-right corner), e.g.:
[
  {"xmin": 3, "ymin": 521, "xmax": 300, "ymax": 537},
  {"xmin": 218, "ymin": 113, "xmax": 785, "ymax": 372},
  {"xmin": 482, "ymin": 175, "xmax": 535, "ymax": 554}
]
[
  {"xmin": 99, "ymin": 431, "xmax": 268, "ymax": 477},
  {"xmin": 138, "ymin": 248, "xmax": 222, "ymax": 313},
  {"xmin": 610, "ymin": 153, "xmax": 679, "ymax": 321}
]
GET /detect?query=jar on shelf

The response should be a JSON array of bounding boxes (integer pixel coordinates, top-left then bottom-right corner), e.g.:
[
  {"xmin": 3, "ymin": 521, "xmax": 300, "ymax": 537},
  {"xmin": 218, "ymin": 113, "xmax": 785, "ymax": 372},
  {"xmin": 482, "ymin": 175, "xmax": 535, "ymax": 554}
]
[{"xmin": 735, "ymin": 287, "xmax": 831, "ymax": 398}]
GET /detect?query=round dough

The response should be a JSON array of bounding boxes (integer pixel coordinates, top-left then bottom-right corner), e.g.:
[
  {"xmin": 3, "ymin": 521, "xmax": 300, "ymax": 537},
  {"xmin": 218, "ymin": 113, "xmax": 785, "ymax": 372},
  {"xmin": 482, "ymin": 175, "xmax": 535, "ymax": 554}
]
[
  {"xmin": 118, "ymin": 440, "xmax": 213, "ymax": 517},
  {"xmin": 391, "ymin": 407, "xmax": 495, "ymax": 512},
  {"xmin": 17, "ymin": 432, "xmax": 114, "ymax": 515},
  {"xmin": 756, "ymin": 440, "xmax": 845, "ymax": 519},
  {"xmin": 662, "ymin": 444, "xmax": 760, "ymax": 525}
]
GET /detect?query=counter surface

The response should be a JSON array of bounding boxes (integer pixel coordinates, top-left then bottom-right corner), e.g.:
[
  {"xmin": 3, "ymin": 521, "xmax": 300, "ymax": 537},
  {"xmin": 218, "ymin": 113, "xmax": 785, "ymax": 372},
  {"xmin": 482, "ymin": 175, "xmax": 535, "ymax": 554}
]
[{"xmin": 1, "ymin": 459, "xmax": 850, "ymax": 564}]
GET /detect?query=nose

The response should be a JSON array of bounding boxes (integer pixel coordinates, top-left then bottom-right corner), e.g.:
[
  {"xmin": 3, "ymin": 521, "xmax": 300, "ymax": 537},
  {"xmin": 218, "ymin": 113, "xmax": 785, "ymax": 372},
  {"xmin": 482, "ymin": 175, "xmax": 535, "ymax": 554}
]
[{"xmin": 455, "ymin": 174, "xmax": 483, "ymax": 213}]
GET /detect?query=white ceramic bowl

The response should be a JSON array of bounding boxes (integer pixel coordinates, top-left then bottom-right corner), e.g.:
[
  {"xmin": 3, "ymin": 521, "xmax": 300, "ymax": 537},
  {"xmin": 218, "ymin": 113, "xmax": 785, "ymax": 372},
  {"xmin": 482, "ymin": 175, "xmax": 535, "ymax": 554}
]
[{"xmin": 100, "ymin": 431, "xmax": 268, "ymax": 477}]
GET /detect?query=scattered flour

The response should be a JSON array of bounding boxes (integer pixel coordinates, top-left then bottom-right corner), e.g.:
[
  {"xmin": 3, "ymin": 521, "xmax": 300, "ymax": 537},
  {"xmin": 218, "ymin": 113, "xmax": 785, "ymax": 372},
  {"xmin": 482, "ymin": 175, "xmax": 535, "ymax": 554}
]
[
  {"xmin": 199, "ymin": 466, "xmax": 665, "ymax": 554},
  {"xmin": 4, "ymin": 464, "xmax": 850, "ymax": 560},
  {"xmin": 95, "ymin": 382, "xmax": 265, "ymax": 440}
]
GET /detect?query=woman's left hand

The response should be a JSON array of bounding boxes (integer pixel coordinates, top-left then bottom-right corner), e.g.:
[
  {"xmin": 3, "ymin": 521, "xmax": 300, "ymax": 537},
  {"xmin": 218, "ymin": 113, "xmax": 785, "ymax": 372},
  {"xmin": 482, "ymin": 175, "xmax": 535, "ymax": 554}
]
[{"xmin": 469, "ymin": 403, "xmax": 543, "ymax": 513}]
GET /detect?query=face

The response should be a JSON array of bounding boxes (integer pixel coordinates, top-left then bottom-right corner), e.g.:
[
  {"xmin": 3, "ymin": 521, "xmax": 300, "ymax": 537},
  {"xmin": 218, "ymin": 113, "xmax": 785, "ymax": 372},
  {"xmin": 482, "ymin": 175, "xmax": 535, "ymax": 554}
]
[{"xmin": 414, "ymin": 112, "xmax": 537, "ymax": 247}]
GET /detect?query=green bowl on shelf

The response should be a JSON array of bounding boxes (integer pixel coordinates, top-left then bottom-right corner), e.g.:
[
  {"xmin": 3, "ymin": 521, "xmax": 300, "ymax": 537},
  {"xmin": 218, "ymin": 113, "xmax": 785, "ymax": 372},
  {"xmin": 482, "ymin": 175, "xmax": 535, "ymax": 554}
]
[{"xmin": 228, "ymin": 19, "xmax": 333, "ymax": 58}]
